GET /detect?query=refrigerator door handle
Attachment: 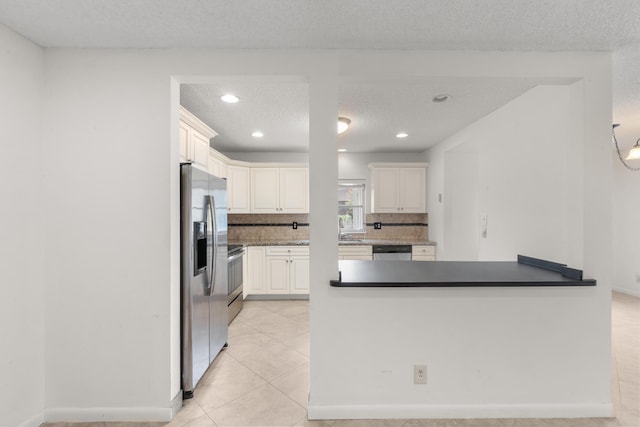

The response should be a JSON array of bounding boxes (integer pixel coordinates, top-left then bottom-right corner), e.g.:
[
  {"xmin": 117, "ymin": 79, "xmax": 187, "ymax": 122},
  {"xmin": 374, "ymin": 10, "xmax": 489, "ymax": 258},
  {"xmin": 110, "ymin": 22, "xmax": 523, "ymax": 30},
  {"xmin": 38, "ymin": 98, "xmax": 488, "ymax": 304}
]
[{"xmin": 208, "ymin": 194, "xmax": 217, "ymax": 294}]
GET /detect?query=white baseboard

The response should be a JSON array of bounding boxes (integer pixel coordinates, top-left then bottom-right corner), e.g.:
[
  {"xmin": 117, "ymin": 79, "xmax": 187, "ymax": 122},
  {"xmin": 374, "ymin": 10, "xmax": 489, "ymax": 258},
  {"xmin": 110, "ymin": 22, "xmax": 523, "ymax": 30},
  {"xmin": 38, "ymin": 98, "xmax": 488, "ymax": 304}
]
[
  {"xmin": 17, "ymin": 413, "xmax": 44, "ymax": 427},
  {"xmin": 308, "ymin": 403, "xmax": 613, "ymax": 420},
  {"xmin": 613, "ymin": 288, "xmax": 640, "ymax": 298},
  {"xmin": 44, "ymin": 405, "xmax": 175, "ymax": 423},
  {"xmin": 170, "ymin": 391, "xmax": 183, "ymax": 419}
]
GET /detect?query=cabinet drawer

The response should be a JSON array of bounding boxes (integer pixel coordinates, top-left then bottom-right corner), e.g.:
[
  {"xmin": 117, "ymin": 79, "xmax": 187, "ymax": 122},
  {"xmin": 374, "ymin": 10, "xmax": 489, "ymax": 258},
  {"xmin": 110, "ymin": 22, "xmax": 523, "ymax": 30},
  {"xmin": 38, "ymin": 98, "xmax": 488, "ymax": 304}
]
[
  {"xmin": 412, "ymin": 255, "xmax": 436, "ymax": 261},
  {"xmin": 266, "ymin": 246, "xmax": 309, "ymax": 256},
  {"xmin": 338, "ymin": 246, "xmax": 373, "ymax": 257},
  {"xmin": 412, "ymin": 245, "xmax": 435, "ymax": 256}
]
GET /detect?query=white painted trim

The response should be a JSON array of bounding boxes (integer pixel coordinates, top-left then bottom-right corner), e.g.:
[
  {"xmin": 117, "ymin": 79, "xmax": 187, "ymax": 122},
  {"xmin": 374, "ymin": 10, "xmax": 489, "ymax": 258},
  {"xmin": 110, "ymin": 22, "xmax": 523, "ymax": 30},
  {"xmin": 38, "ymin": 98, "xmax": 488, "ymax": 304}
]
[
  {"xmin": 368, "ymin": 162, "xmax": 429, "ymax": 169},
  {"xmin": 179, "ymin": 105, "xmax": 218, "ymax": 138},
  {"xmin": 308, "ymin": 403, "xmax": 612, "ymax": 420},
  {"xmin": 44, "ymin": 405, "xmax": 176, "ymax": 423},
  {"xmin": 16, "ymin": 413, "xmax": 44, "ymax": 427},
  {"xmin": 170, "ymin": 391, "xmax": 183, "ymax": 420},
  {"xmin": 613, "ymin": 288, "xmax": 640, "ymax": 298}
]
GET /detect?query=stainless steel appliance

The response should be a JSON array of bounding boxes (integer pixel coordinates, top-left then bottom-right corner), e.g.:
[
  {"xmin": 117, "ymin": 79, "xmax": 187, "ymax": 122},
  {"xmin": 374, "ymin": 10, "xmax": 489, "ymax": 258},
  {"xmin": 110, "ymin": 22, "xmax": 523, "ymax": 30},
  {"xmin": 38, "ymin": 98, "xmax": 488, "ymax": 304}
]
[
  {"xmin": 180, "ymin": 163, "xmax": 228, "ymax": 399},
  {"xmin": 227, "ymin": 245, "xmax": 245, "ymax": 324},
  {"xmin": 372, "ymin": 245, "xmax": 412, "ymax": 260}
]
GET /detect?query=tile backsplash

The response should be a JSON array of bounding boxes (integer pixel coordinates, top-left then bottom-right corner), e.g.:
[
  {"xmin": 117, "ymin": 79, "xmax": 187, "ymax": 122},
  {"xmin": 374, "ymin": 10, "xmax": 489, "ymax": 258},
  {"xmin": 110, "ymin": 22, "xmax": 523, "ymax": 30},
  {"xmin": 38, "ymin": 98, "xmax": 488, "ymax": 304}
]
[
  {"xmin": 364, "ymin": 213, "xmax": 429, "ymax": 241},
  {"xmin": 228, "ymin": 213, "xmax": 428, "ymax": 242},
  {"xmin": 228, "ymin": 214, "xmax": 309, "ymax": 242}
]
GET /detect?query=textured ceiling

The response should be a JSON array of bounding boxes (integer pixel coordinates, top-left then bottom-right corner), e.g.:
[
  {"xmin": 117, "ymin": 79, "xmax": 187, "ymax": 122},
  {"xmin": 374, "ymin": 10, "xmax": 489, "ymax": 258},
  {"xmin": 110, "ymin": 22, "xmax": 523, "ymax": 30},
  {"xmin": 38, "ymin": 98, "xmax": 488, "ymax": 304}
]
[
  {"xmin": 2, "ymin": 0, "xmax": 638, "ymax": 153},
  {"xmin": 181, "ymin": 77, "xmax": 562, "ymax": 153},
  {"xmin": 0, "ymin": 0, "xmax": 638, "ymax": 50}
]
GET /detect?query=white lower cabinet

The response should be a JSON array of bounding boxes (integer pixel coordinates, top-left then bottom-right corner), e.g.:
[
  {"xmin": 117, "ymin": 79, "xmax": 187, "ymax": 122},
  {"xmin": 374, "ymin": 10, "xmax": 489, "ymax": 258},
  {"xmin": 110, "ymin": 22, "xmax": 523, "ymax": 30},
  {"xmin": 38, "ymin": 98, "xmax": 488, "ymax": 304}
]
[
  {"xmin": 265, "ymin": 246, "xmax": 309, "ymax": 294},
  {"xmin": 412, "ymin": 245, "xmax": 435, "ymax": 261},
  {"xmin": 338, "ymin": 245, "xmax": 373, "ymax": 260},
  {"xmin": 245, "ymin": 246, "xmax": 266, "ymax": 294}
]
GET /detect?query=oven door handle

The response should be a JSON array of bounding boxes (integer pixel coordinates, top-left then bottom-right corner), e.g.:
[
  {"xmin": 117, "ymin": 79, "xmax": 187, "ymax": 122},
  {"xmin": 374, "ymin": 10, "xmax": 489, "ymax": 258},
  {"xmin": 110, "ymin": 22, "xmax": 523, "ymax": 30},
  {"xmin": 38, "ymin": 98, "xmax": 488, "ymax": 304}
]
[{"xmin": 227, "ymin": 252, "xmax": 244, "ymax": 263}]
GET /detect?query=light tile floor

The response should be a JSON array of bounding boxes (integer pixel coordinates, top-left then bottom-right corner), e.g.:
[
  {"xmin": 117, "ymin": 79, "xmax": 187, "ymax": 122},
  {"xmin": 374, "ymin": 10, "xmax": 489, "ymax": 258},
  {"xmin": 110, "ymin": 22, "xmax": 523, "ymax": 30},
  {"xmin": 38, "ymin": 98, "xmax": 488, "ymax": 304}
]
[{"xmin": 44, "ymin": 292, "xmax": 639, "ymax": 427}]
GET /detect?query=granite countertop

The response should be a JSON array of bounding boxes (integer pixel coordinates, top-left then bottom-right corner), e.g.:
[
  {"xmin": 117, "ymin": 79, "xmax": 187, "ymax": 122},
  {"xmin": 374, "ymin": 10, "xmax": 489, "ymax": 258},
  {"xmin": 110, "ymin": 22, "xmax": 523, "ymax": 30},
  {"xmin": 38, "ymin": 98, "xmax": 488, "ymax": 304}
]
[{"xmin": 229, "ymin": 239, "xmax": 437, "ymax": 247}]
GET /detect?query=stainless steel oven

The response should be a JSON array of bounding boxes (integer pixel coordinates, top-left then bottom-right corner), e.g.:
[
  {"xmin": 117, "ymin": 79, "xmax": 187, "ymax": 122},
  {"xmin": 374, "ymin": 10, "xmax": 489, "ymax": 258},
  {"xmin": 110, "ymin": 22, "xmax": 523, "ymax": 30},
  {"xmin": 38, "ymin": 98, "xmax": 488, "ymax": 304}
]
[{"xmin": 227, "ymin": 245, "xmax": 245, "ymax": 324}]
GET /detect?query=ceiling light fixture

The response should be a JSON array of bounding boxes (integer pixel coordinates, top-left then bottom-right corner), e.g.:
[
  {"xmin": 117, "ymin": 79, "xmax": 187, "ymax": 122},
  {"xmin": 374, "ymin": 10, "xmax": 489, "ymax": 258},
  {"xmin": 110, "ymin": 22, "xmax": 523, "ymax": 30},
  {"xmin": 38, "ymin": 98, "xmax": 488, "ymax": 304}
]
[
  {"xmin": 432, "ymin": 94, "xmax": 450, "ymax": 103},
  {"xmin": 612, "ymin": 124, "xmax": 640, "ymax": 171},
  {"xmin": 338, "ymin": 117, "xmax": 351, "ymax": 134},
  {"xmin": 338, "ymin": 148, "xmax": 347, "ymax": 152},
  {"xmin": 220, "ymin": 94, "xmax": 239, "ymax": 103},
  {"xmin": 396, "ymin": 132, "xmax": 408, "ymax": 138},
  {"xmin": 251, "ymin": 131, "xmax": 264, "ymax": 138}
]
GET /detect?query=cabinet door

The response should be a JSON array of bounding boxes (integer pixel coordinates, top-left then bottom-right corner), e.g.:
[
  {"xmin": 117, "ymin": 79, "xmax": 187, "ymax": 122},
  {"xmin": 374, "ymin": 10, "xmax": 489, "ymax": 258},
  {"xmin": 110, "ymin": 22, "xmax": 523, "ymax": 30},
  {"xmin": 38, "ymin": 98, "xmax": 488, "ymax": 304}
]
[
  {"xmin": 289, "ymin": 256, "xmax": 310, "ymax": 294},
  {"xmin": 251, "ymin": 168, "xmax": 279, "ymax": 213},
  {"xmin": 265, "ymin": 256, "xmax": 290, "ymax": 294},
  {"xmin": 280, "ymin": 168, "xmax": 309, "ymax": 213},
  {"xmin": 218, "ymin": 162, "xmax": 227, "ymax": 179},
  {"xmin": 242, "ymin": 252, "xmax": 249, "ymax": 298},
  {"xmin": 179, "ymin": 120, "xmax": 190, "ymax": 161},
  {"xmin": 246, "ymin": 247, "xmax": 265, "ymax": 294},
  {"xmin": 400, "ymin": 168, "xmax": 426, "ymax": 213},
  {"xmin": 190, "ymin": 129, "xmax": 210, "ymax": 170},
  {"xmin": 227, "ymin": 166, "xmax": 250, "ymax": 213},
  {"xmin": 208, "ymin": 154, "xmax": 226, "ymax": 178},
  {"xmin": 372, "ymin": 168, "xmax": 400, "ymax": 213}
]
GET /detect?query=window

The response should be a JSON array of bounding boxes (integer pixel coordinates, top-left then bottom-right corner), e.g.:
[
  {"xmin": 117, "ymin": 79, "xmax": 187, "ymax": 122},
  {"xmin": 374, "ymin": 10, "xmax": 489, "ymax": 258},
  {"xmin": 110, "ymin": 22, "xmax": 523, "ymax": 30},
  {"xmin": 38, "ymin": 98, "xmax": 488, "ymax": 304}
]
[{"xmin": 338, "ymin": 181, "xmax": 366, "ymax": 233}]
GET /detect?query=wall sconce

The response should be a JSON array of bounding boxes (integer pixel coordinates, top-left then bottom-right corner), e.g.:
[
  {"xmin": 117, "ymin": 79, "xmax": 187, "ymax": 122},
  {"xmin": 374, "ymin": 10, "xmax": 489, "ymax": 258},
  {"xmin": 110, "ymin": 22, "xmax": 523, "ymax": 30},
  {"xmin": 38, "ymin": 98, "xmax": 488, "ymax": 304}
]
[{"xmin": 612, "ymin": 124, "xmax": 640, "ymax": 171}]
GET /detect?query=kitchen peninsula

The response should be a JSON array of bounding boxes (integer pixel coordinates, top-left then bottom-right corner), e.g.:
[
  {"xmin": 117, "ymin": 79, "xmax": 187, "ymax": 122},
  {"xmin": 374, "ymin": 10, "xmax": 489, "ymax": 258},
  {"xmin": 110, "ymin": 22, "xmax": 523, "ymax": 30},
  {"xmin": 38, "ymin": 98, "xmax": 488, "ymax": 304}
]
[{"xmin": 331, "ymin": 255, "xmax": 596, "ymax": 287}]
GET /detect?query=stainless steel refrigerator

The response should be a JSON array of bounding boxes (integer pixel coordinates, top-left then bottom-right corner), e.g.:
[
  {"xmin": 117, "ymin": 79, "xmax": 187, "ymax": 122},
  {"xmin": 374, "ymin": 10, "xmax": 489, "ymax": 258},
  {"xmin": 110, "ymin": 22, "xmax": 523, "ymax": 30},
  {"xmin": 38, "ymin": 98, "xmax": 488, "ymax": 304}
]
[{"xmin": 180, "ymin": 163, "xmax": 228, "ymax": 399}]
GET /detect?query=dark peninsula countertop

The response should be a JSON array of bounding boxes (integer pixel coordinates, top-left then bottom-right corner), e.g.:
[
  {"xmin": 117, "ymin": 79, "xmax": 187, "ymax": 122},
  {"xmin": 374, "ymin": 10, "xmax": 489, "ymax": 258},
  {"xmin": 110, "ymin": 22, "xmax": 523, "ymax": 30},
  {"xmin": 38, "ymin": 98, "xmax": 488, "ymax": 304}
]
[{"xmin": 330, "ymin": 255, "xmax": 596, "ymax": 287}]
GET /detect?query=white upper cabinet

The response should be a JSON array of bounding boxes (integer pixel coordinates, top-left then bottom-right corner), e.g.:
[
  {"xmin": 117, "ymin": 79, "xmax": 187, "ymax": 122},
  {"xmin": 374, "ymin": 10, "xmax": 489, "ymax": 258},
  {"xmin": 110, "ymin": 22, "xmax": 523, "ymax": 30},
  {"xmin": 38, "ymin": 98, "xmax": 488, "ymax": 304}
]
[
  {"xmin": 399, "ymin": 168, "xmax": 426, "ymax": 212},
  {"xmin": 370, "ymin": 163, "xmax": 427, "ymax": 213},
  {"xmin": 250, "ymin": 167, "xmax": 309, "ymax": 213},
  {"xmin": 179, "ymin": 120, "xmax": 190, "ymax": 161},
  {"xmin": 208, "ymin": 149, "xmax": 228, "ymax": 179},
  {"xmin": 227, "ymin": 165, "xmax": 251, "ymax": 213},
  {"xmin": 279, "ymin": 168, "xmax": 309, "ymax": 213},
  {"xmin": 251, "ymin": 168, "xmax": 280, "ymax": 213},
  {"xmin": 179, "ymin": 106, "xmax": 217, "ymax": 171}
]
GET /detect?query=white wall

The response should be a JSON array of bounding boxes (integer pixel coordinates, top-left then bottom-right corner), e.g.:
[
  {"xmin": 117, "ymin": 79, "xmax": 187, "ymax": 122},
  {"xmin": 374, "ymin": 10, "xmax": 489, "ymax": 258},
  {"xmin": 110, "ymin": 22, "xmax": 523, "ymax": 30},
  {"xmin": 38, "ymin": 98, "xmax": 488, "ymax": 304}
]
[
  {"xmin": 612, "ymin": 47, "xmax": 640, "ymax": 297},
  {"xmin": 0, "ymin": 25, "xmax": 45, "ymax": 427},
  {"xmin": 41, "ymin": 49, "xmax": 178, "ymax": 421},
  {"xmin": 309, "ymin": 51, "xmax": 612, "ymax": 420},
  {"xmin": 0, "ymin": 44, "xmax": 614, "ymax": 422},
  {"xmin": 426, "ymin": 84, "xmax": 582, "ymax": 264},
  {"xmin": 37, "ymin": 49, "xmax": 323, "ymax": 422}
]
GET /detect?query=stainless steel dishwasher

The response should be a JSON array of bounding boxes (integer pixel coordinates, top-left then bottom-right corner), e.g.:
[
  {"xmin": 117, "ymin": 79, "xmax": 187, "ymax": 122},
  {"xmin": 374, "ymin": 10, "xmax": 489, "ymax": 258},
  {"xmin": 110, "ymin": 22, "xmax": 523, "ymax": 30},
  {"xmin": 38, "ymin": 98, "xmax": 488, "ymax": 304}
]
[{"xmin": 372, "ymin": 245, "xmax": 412, "ymax": 260}]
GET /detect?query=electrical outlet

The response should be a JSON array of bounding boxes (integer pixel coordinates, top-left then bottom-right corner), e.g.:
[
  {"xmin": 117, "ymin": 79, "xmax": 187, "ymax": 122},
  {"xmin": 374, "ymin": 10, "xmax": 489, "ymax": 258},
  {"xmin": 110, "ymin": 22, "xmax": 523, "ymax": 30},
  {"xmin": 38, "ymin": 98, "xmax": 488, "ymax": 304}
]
[
  {"xmin": 374, "ymin": 222, "xmax": 382, "ymax": 230},
  {"xmin": 292, "ymin": 221, "xmax": 298, "ymax": 230},
  {"xmin": 414, "ymin": 365, "xmax": 427, "ymax": 384}
]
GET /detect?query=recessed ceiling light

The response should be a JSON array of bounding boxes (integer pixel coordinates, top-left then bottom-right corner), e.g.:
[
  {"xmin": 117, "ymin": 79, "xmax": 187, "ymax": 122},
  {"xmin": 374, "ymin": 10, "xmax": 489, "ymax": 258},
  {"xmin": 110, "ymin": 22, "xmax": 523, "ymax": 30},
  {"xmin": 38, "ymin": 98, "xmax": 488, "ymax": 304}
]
[
  {"xmin": 221, "ymin": 94, "xmax": 239, "ymax": 103},
  {"xmin": 251, "ymin": 131, "xmax": 264, "ymax": 138},
  {"xmin": 432, "ymin": 94, "xmax": 450, "ymax": 103},
  {"xmin": 396, "ymin": 132, "xmax": 408, "ymax": 138},
  {"xmin": 338, "ymin": 117, "xmax": 351, "ymax": 134},
  {"xmin": 338, "ymin": 148, "xmax": 347, "ymax": 152}
]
